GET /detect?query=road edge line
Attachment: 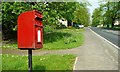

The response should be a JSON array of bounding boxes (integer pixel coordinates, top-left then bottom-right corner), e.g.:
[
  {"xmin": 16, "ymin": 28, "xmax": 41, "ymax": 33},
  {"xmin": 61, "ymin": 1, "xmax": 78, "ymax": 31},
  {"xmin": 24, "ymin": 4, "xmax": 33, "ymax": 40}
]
[
  {"xmin": 89, "ymin": 28, "xmax": 119, "ymax": 49},
  {"xmin": 73, "ymin": 57, "xmax": 78, "ymax": 70}
]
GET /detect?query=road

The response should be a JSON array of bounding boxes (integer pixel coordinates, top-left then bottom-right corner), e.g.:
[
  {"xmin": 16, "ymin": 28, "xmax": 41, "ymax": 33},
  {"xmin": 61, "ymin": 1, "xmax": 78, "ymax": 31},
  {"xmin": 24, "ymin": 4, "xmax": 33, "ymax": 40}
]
[
  {"xmin": 74, "ymin": 27, "xmax": 118, "ymax": 70},
  {"xmin": 90, "ymin": 27, "xmax": 120, "ymax": 48},
  {"xmin": 2, "ymin": 27, "xmax": 119, "ymax": 71}
]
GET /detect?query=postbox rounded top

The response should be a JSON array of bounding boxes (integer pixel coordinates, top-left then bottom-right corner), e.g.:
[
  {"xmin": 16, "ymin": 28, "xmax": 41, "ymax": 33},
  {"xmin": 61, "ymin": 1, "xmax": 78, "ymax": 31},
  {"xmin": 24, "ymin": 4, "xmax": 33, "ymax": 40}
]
[
  {"xmin": 33, "ymin": 10, "xmax": 42, "ymax": 14},
  {"xmin": 18, "ymin": 10, "xmax": 42, "ymax": 20}
]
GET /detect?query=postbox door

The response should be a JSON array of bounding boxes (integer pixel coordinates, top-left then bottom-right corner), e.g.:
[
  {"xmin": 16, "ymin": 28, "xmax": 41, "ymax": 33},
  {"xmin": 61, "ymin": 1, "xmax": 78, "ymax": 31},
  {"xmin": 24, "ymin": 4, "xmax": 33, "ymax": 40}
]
[{"xmin": 35, "ymin": 18, "xmax": 43, "ymax": 48}]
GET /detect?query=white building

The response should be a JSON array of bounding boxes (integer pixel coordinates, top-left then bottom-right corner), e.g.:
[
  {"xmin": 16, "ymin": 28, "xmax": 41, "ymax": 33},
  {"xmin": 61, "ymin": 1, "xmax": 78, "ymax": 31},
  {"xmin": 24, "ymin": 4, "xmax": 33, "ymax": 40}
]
[
  {"xmin": 114, "ymin": 19, "xmax": 120, "ymax": 25},
  {"xmin": 58, "ymin": 19, "xmax": 67, "ymax": 27}
]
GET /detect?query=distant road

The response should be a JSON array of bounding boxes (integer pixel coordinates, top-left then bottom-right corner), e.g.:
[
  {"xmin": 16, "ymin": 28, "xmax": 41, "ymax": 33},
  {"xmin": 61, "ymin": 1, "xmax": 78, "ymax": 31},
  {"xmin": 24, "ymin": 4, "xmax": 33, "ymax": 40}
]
[{"xmin": 90, "ymin": 27, "xmax": 120, "ymax": 48}]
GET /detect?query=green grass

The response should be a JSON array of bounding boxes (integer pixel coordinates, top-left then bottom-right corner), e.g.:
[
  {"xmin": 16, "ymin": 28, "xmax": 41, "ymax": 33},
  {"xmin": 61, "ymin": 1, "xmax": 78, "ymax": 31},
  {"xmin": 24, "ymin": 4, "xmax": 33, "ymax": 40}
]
[
  {"xmin": 0, "ymin": 32, "xmax": 2, "ymax": 42},
  {"xmin": 43, "ymin": 29, "xmax": 84, "ymax": 50},
  {"xmin": 0, "ymin": 54, "xmax": 1, "ymax": 71},
  {"xmin": 2, "ymin": 42, "xmax": 17, "ymax": 49},
  {"xmin": 2, "ymin": 54, "xmax": 76, "ymax": 70},
  {"xmin": 2, "ymin": 29, "xmax": 84, "ymax": 50}
]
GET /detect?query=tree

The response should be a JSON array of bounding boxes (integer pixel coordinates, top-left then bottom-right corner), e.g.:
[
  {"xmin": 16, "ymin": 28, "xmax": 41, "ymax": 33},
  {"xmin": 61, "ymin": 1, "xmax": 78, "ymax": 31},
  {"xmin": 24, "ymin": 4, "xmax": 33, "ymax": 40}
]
[
  {"xmin": 92, "ymin": 7, "xmax": 103, "ymax": 27},
  {"xmin": 2, "ymin": 2, "xmax": 90, "ymax": 40},
  {"xmin": 2, "ymin": 2, "xmax": 35, "ymax": 39},
  {"xmin": 73, "ymin": 2, "xmax": 90, "ymax": 26},
  {"xmin": 92, "ymin": 1, "xmax": 120, "ymax": 28},
  {"xmin": 107, "ymin": 2, "xmax": 120, "ymax": 28}
]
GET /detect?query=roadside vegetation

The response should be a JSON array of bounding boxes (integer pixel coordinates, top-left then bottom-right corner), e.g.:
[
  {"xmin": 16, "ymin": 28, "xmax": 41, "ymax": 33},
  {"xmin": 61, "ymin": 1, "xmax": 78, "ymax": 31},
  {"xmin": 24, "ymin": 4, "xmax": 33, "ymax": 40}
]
[
  {"xmin": 2, "ymin": 2, "xmax": 90, "ymax": 40},
  {"xmin": 1, "ymin": 2, "xmax": 89, "ymax": 71},
  {"xmin": 2, "ymin": 28, "xmax": 84, "ymax": 50},
  {"xmin": 43, "ymin": 28, "xmax": 84, "ymax": 50},
  {"xmin": 0, "ymin": 54, "xmax": 1, "ymax": 71},
  {"xmin": 92, "ymin": 2, "xmax": 120, "ymax": 30},
  {"xmin": 2, "ymin": 2, "xmax": 88, "ymax": 50},
  {"xmin": 2, "ymin": 54, "xmax": 76, "ymax": 70}
]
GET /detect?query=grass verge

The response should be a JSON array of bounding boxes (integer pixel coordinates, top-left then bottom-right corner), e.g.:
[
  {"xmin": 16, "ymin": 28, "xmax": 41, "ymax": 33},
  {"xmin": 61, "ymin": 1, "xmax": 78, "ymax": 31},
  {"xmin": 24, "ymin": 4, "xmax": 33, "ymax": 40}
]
[
  {"xmin": 43, "ymin": 29, "xmax": 84, "ymax": 50},
  {"xmin": 0, "ymin": 54, "xmax": 1, "ymax": 71},
  {"xmin": 2, "ymin": 54, "xmax": 76, "ymax": 70},
  {"xmin": 2, "ymin": 28, "xmax": 84, "ymax": 50}
]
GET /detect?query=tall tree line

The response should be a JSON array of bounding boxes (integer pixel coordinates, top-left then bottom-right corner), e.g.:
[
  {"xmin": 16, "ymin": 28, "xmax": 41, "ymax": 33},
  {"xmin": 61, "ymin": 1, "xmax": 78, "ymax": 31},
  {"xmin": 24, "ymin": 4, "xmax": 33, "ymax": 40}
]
[
  {"xmin": 2, "ymin": 2, "xmax": 90, "ymax": 40},
  {"xmin": 92, "ymin": 1, "xmax": 120, "ymax": 28}
]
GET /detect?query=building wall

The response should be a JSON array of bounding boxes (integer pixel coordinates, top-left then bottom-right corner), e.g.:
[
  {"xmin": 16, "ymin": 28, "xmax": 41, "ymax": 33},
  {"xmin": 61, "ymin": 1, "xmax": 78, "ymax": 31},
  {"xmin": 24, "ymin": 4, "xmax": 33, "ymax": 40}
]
[
  {"xmin": 58, "ymin": 19, "xmax": 67, "ymax": 27},
  {"xmin": 114, "ymin": 19, "xmax": 120, "ymax": 25}
]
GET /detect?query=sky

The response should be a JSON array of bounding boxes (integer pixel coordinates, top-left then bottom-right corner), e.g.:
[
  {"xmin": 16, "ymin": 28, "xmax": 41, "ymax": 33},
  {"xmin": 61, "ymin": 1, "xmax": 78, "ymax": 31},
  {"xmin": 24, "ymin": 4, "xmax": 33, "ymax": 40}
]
[
  {"xmin": 87, "ymin": 0, "xmax": 100, "ymax": 16},
  {"xmin": 86, "ymin": 0, "xmax": 100, "ymax": 22}
]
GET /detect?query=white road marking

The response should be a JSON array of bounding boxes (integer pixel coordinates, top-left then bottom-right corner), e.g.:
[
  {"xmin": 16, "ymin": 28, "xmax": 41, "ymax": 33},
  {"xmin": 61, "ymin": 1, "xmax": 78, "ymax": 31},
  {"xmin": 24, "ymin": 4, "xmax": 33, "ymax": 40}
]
[
  {"xmin": 90, "ymin": 28, "xmax": 118, "ymax": 66},
  {"xmin": 73, "ymin": 57, "xmax": 78, "ymax": 70},
  {"xmin": 89, "ymin": 28, "xmax": 119, "ymax": 49}
]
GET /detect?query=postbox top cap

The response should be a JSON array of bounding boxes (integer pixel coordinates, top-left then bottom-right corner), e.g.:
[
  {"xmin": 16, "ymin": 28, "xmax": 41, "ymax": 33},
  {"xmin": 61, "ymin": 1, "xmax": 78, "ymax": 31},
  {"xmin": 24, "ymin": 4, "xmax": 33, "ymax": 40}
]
[
  {"xmin": 33, "ymin": 10, "xmax": 42, "ymax": 14},
  {"xmin": 18, "ymin": 10, "xmax": 42, "ymax": 20}
]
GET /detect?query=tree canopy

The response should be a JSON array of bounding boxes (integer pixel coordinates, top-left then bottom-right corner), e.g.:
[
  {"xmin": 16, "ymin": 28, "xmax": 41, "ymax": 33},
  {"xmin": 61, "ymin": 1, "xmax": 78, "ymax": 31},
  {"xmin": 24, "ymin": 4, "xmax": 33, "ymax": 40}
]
[
  {"xmin": 92, "ymin": 1, "xmax": 120, "ymax": 28},
  {"xmin": 2, "ymin": 2, "xmax": 90, "ymax": 39}
]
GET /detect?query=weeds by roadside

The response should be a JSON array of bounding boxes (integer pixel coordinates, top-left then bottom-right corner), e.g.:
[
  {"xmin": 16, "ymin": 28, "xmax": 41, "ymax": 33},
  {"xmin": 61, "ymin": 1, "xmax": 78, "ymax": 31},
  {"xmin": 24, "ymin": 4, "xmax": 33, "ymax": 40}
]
[
  {"xmin": 2, "ymin": 29, "xmax": 84, "ymax": 50},
  {"xmin": 2, "ymin": 54, "xmax": 76, "ymax": 70}
]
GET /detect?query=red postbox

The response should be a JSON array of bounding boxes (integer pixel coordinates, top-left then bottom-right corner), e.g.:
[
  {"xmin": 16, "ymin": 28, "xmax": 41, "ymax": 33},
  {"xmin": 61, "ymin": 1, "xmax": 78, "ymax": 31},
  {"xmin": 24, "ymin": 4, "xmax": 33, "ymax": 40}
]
[{"xmin": 18, "ymin": 10, "xmax": 43, "ymax": 49}]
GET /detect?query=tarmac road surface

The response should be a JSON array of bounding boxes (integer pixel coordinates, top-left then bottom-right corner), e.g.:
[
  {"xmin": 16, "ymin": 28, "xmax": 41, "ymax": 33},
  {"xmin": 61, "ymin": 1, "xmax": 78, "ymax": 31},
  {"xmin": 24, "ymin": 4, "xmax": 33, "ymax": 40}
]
[
  {"xmin": 74, "ymin": 27, "xmax": 118, "ymax": 70},
  {"xmin": 90, "ymin": 27, "xmax": 120, "ymax": 48},
  {"xmin": 2, "ymin": 27, "xmax": 119, "ymax": 71}
]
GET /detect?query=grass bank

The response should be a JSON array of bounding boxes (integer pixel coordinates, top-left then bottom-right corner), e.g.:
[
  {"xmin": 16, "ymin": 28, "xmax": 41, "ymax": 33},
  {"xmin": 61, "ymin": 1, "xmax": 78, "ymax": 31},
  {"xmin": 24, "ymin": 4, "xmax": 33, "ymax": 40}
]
[
  {"xmin": 2, "ymin": 29, "xmax": 84, "ymax": 50},
  {"xmin": 2, "ymin": 54, "xmax": 76, "ymax": 70},
  {"xmin": 43, "ymin": 29, "xmax": 84, "ymax": 50}
]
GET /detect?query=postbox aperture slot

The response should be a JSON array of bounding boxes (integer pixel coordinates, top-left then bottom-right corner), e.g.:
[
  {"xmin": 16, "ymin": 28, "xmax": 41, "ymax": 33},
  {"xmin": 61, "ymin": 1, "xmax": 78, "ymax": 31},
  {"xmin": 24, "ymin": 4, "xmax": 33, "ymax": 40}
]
[
  {"xmin": 35, "ymin": 17, "xmax": 42, "ymax": 20},
  {"xmin": 35, "ymin": 17, "xmax": 42, "ymax": 26}
]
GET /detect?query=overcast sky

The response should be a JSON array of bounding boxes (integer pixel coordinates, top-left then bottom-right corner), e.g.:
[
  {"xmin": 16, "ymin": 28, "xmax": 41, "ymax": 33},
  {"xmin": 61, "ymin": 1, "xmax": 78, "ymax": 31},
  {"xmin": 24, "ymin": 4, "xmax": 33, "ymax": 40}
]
[
  {"xmin": 87, "ymin": 0, "xmax": 100, "ymax": 16},
  {"xmin": 85, "ymin": 0, "xmax": 100, "ymax": 22}
]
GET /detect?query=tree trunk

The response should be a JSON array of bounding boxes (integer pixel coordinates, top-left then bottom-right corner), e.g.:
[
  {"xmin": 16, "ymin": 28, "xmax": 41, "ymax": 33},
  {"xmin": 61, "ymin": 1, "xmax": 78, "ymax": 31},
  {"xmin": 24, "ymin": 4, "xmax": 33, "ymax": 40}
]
[
  {"xmin": 111, "ymin": 18, "xmax": 115, "ymax": 28},
  {"xmin": 107, "ymin": 24, "xmax": 109, "ymax": 28},
  {"xmin": 111, "ymin": 23, "xmax": 114, "ymax": 28},
  {"xmin": 67, "ymin": 20, "xmax": 72, "ymax": 27}
]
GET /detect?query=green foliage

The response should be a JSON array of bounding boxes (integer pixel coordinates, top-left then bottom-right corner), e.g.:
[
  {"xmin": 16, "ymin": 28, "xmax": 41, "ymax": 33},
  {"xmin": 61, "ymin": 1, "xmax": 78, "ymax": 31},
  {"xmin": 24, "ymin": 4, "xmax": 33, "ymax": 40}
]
[
  {"xmin": 2, "ymin": 2, "xmax": 89, "ymax": 40},
  {"xmin": 0, "ymin": 54, "xmax": 1, "ymax": 71},
  {"xmin": 2, "ymin": 54, "xmax": 76, "ymax": 70},
  {"xmin": 43, "ymin": 29, "xmax": 84, "ymax": 50},
  {"xmin": 92, "ymin": 8, "xmax": 103, "ymax": 27},
  {"xmin": 2, "ymin": 2, "xmax": 33, "ymax": 39},
  {"xmin": 2, "ymin": 29, "xmax": 84, "ymax": 50},
  {"xmin": 92, "ymin": 2, "xmax": 120, "ymax": 28},
  {"xmin": 73, "ymin": 3, "xmax": 90, "ymax": 26}
]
